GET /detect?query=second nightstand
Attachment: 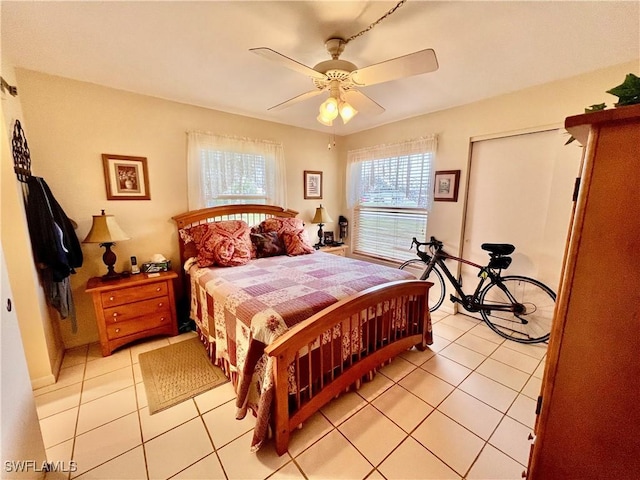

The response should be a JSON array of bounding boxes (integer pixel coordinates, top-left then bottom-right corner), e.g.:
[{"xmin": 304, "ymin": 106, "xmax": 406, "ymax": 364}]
[
  {"xmin": 86, "ymin": 271, "xmax": 179, "ymax": 356},
  {"xmin": 319, "ymin": 245, "xmax": 349, "ymax": 256}
]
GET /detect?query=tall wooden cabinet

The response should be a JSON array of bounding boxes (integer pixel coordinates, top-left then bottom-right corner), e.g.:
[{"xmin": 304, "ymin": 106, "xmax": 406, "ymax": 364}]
[{"xmin": 527, "ymin": 105, "xmax": 640, "ymax": 478}]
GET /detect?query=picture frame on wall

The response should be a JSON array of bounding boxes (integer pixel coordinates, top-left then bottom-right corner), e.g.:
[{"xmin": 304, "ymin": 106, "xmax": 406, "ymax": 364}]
[
  {"xmin": 304, "ymin": 170, "xmax": 323, "ymax": 199},
  {"xmin": 434, "ymin": 170, "xmax": 460, "ymax": 202},
  {"xmin": 102, "ymin": 154, "xmax": 151, "ymax": 200}
]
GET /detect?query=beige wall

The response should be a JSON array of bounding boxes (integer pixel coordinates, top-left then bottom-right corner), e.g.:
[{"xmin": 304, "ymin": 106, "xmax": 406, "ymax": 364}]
[
  {"xmin": 1, "ymin": 63, "xmax": 64, "ymax": 388},
  {"xmin": 341, "ymin": 61, "xmax": 639, "ymax": 268},
  {"xmin": 10, "ymin": 59, "xmax": 639, "ymax": 380},
  {"xmin": 16, "ymin": 69, "xmax": 342, "ymax": 349}
]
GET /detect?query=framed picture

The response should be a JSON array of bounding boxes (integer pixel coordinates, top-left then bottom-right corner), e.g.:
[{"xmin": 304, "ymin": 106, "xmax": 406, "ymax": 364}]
[
  {"xmin": 102, "ymin": 154, "xmax": 150, "ymax": 200},
  {"xmin": 324, "ymin": 231, "xmax": 334, "ymax": 245},
  {"xmin": 304, "ymin": 170, "xmax": 323, "ymax": 200},
  {"xmin": 434, "ymin": 170, "xmax": 460, "ymax": 202}
]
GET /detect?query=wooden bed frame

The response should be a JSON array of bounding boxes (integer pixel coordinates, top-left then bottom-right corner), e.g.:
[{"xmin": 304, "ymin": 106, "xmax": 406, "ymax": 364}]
[{"xmin": 172, "ymin": 204, "xmax": 432, "ymax": 455}]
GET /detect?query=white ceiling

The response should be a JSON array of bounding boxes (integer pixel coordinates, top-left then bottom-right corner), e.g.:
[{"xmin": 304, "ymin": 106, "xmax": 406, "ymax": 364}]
[{"xmin": 2, "ymin": 1, "xmax": 639, "ymax": 135}]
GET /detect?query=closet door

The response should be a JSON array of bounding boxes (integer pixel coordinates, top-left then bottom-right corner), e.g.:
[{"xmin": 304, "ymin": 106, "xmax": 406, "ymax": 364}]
[{"xmin": 460, "ymin": 129, "xmax": 580, "ymax": 317}]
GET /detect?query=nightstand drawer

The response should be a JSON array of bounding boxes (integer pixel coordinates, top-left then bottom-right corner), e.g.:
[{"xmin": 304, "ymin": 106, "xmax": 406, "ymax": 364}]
[
  {"xmin": 100, "ymin": 281, "xmax": 168, "ymax": 307},
  {"xmin": 106, "ymin": 313, "xmax": 173, "ymax": 340},
  {"xmin": 104, "ymin": 296, "xmax": 171, "ymax": 324}
]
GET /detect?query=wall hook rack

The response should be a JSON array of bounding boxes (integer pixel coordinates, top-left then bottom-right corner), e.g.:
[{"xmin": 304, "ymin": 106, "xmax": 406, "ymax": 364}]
[
  {"xmin": 1, "ymin": 77, "xmax": 18, "ymax": 96},
  {"xmin": 12, "ymin": 120, "xmax": 32, "ymax": 183}
]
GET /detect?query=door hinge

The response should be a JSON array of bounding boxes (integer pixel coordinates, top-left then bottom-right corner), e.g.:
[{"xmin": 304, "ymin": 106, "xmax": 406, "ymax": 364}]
[
  {"xmin": 572, "ymin": 177, "xmax": 581, "ymax": 202},
  {"xmin": 535, "ymin": 395, "xmax": 543, "ymax": 415}
]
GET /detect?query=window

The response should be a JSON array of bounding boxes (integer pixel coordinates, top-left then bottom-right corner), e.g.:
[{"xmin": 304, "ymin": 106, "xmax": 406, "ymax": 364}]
[
  {"xmin": 187, "ymin": 131, "xmax": 286, "ymax": 209},
  {"xmin": 347, "ymin": 136, "xmax": 437, "ymax": 262}
]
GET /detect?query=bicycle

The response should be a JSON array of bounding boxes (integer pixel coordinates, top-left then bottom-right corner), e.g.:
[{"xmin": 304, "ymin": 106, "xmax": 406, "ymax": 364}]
[{"xmin": 399, "ymin": 236, "xmax": 556, "ymax": 344}]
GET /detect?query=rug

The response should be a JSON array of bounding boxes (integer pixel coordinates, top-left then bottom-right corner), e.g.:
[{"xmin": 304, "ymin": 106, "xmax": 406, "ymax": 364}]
[{"xmin": 139, "ymin": 337, "xmax": 228, "ymax": 414}]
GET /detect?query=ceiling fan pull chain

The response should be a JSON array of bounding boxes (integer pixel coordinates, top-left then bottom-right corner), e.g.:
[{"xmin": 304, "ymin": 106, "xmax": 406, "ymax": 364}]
[{"xmin": 344, "ymin": 0, "xmax": 408, "ymax": 44}]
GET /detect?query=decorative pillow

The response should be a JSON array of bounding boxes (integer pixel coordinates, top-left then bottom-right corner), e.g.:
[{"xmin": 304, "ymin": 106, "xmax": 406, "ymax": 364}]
[
  {"xmin": 282, "ymin": 228, "xmax": 315, "ymax": 256},
  {"xmin": 249, "ymin": 224, "xmax": 263, "ymax": 258},
  {"xmin": 189, "ymin": 220, "xmax": 251, "ymax": 267},
  {"xmin": 261, "ymin": 217, "xmax": 304, "ymax": 236},
  {"xmin": 178, "ymin": 227, "xmax": 199, "ymax": 261},
  {"xmin": 251, "ymin": 231, "xmax": 286, "ymax": 258}
]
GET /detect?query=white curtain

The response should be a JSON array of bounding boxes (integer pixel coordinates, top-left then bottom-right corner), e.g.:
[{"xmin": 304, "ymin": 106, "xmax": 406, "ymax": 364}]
[
  {"xmin": 187, "ymin": 131, "xmax": 287, "ymax": 210},
  {"xmin": 346, "ymin": 135, "xmax": 438, "ymax": 209}
]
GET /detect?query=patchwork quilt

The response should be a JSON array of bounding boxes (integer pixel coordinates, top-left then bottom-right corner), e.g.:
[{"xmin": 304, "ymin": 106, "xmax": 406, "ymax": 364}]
[{"xmin": 188, "ymin": 251, "xmax": 415, "ymax": 450}]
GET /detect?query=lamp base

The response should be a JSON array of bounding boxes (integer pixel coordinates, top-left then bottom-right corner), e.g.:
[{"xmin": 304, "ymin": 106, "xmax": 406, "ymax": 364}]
[
  {"xmin": 316, "ymin": 223, "xmax": 325, "ymax": 248},
  {"xmin": 101, "ymin": 271, "xmax": 124, "ymax": 282},
  {"xmin": 100, "ymin": 242, "xmax": 123, "ymax": 281}
]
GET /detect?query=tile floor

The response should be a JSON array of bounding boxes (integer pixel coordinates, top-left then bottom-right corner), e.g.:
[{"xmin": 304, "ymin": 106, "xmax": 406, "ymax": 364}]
[{"xmin": 34, "ymin": 311, "xmax": 547, "ymax": 480}]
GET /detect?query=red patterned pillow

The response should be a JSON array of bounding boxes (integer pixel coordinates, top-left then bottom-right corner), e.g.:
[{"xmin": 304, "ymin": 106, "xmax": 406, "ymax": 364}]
[
  {"xmin": 282, "ymin": 229, "xmax": 315, "ymax": 256},
  {"xmin": 261, "ymin": 217, "xmax": 304, "ymax": 236},
  {"xmin": 189, "ymin": 220, "xmax": 251, "ymax": 267}
]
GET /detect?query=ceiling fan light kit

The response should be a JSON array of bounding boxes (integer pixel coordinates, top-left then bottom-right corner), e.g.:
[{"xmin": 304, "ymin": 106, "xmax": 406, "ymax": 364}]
[
  {"xmin": 250, "ymin": 0, "xmax": 437, "ymax": 127},
  {"xmin": 317, "ymin": 79, "xmax": 358, "ymax": 126}
]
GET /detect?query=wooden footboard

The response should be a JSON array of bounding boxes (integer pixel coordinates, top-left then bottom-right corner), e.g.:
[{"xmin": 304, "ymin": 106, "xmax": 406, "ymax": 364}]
[{"xmin": 265, "ymin": 280, "xmax": 432, "ymax": 455}]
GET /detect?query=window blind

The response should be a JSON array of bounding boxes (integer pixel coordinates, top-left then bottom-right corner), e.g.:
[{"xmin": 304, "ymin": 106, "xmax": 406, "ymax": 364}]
[{"xmin": 347, "ymin": 136, "xmax": 436, "ymax": 262}]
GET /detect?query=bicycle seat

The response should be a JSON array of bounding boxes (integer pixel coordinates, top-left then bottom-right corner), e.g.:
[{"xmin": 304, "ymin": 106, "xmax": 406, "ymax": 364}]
[{"xmin": 481, "ymin": 243, "xmax": 515, "ymax": 255}]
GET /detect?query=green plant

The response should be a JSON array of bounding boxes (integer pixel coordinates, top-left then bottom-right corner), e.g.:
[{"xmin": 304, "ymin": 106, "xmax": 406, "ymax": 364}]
[
  {"xmin": 565, "ymin": 73, "xmax": 640, "ymax": 145},
  {"xmin": 607, "ymin": 73, "xmax": 640, "ymax": 106}
]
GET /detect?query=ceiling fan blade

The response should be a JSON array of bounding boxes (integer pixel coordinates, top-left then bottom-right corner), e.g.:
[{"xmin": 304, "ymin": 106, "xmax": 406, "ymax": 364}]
[
  {"xmin": 350, "ymin": 49, "xmax": 438, "ymax": 86},
  {"xmin": 344, "ymin": 89, "xmax": 385, "ymax": 115},
  {"xmin": 250, "ymin": 47, "xmax": 327, "ymax": 80},
  {"xmin": 268, "ymin": 88, "xmax": 326, "ymax": 111}
]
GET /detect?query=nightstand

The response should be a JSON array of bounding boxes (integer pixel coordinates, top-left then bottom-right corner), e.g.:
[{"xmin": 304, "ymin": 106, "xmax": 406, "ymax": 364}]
[
  {"xmin": 86, "ymin": 271, "xmax": 179, "ymax": 356},
  {"xmin": 319, "ymin": 244, "xmax": 348, "ymax": 256}
]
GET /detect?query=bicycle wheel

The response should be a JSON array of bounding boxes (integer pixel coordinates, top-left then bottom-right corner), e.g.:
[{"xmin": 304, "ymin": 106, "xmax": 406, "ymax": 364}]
[
  {"xmin": 478, "ymin": 275, "xmax": 556, "ymax": 344},
  {"xmin": 399, "ymin": 259, "xmax": 446, "ymax": 312}
]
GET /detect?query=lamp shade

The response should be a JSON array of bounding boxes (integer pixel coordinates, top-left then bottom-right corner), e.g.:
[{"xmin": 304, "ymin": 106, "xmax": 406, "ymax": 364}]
[
  {"xmin": 311, "ymin": 204, "xmax": 333, "ymax": 224},
  {"xmin": 319, "ymin": 97, "xmax": 339, "ymax": 119},
  {"xmin": 316, "ymin": 114, "xmax": 334, "ymax": 127},
  {"xmin": 339, "ymin": 101, "xmax": 358, "ymax": 124},
  {"xmin": 83, "ymin": 211, "xmax": 130, "ymax": 244}
]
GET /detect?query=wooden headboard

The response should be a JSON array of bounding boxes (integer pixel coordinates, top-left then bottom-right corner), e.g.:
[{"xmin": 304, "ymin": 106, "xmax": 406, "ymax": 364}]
[{"xmin": 172, "ymin": 204, "xmax": 299, "ymax": 267}]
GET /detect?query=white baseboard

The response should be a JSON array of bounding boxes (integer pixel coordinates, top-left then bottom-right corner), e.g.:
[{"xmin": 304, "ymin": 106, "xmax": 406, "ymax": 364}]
[{"xmin": 30, "ymin": 344, "xmax": 65, "ymax": 390}]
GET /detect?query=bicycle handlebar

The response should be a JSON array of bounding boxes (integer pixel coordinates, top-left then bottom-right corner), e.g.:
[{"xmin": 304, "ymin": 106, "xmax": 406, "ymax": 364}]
[{"xmin": 410, "ymin": 236, "xmax": 444, "ymax": 253}]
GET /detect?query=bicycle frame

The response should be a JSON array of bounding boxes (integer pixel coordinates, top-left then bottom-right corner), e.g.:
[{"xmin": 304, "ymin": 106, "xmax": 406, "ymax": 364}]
[{"xmin": 421, "ymin": 248, "xmax": 521, "ymax": 314}]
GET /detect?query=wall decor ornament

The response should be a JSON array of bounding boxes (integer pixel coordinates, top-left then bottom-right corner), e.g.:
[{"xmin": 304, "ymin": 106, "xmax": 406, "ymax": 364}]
[
  {"xmin": 434, "ymin": 170, "xmax": 461, "ymax": 202},
  {"xmin": 102, "ymin": 154, "xmax": 150, "ymax": 200},
  {"xmin": 304, "ymin": 170, "xmax": 323, "ymax": 199}
]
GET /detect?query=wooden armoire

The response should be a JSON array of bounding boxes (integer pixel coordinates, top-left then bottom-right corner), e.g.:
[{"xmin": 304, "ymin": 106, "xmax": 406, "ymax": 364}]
[{"xmin": 527, "ymin": 104, "xmax": 640, "ymax": 478}]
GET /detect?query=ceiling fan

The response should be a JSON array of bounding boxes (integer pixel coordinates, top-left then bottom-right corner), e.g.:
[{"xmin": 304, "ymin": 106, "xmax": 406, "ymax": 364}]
[{"xmin": 250, "ymin": 37, "xmax": 438, "ymax": 126}]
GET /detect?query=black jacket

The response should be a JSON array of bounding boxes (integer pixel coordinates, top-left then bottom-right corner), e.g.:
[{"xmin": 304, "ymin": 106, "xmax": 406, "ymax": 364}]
[{"xmin": 25, "ymin": 176, "xmax": 83, "ymax": 282}]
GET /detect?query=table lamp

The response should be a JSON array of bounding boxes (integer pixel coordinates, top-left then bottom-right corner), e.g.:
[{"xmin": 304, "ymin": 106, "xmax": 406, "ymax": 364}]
[
  {"xmin": 311, "ymin": 204, "xmax": 333, "ymax": 247},
  {"xmin": 83, "ymin": 210, "xmax": 130, "ymax": 280}
]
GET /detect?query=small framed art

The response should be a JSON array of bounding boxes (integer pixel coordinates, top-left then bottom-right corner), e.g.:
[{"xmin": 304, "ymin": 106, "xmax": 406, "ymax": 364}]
[
  {"xmin": 434, "ymin": 170, "xmax": 460, "ymax": 202},
  {"xmin": 324, "ymin": 231, "xmax": 334, "ymax": 245},
  {"xmin": 304, "ymin": 170, "xmax": 323, "ymax": 200},
  {"xmin": 102, "ymin": 154, "xmax": 151, "ymax": 200}
]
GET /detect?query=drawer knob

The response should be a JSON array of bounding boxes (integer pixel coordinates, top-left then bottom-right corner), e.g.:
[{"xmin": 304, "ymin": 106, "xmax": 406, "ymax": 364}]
[
  {"xmin": 158, "ymin": 302, "xmax": 163, "ymax": 307},
  {"xmin": 115, "ymin": 328, "xmax": 121, "ymax": 333},
  {"xmin": 109, "ymin": 296, "xmax": 115, "ymax": 301},
  {"xmin": 112, "ymin": 312, "xmax": 118, "ymax": 317},
  {"xmin": 160, "ymin": 317, "xmax": 166, "ymax": 322},
  {"xmin": 156, "ymin": 287, "xmax": 161, "ymax": 292}
]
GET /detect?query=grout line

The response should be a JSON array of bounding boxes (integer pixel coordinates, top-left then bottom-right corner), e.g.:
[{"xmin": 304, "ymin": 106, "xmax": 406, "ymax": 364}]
[{"xmin": 44, "ymin": 328, "xmax": 545, "ymax": 480}]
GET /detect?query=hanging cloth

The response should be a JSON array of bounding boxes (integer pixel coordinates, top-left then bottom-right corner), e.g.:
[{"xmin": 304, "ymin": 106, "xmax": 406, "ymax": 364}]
[{"xmin": 24, "ymin": 176, "xmax": 83, "ymax": 331}]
